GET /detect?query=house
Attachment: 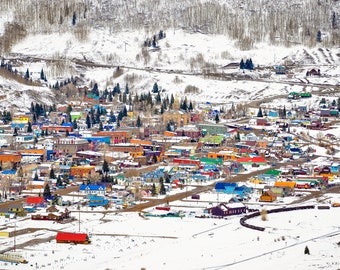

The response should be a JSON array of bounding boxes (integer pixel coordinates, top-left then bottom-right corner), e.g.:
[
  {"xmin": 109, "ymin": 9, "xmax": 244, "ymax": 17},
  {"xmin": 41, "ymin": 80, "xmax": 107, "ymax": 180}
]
[
  {"xmin": 25, "ymin": 197, "xmax": 45, "ymax": 207},
  {"xmin": 209, "ymin": 202, "xmax": 247, "ymax": 217},
  {"xmin": 56, "ymin": 232, "xmax": 91, "ymax": 244},
  {"xmin": 259, "ymin": 189, "xmax": 277, "ymax": 202},
  {"xmin": 275, "ymin": 65, "xmax": 285, "ymax": 75},
  {"xmin": 306, "ymin": 68, "xmax": 320, "ymax": 76},
  {"xmin": 79, "ymin": 184, "xmax": 106, "ymax": 195},
  {"xmin": 88, "ymin": 194, "xmax": 109, "ymax": 207},
  {"xmin": 31, "ymin": 208, "xmax": 71, "ymax": 221},
  {"xmin": 256, "ymin": 118, "xmax": 269, "ymax": 126}
]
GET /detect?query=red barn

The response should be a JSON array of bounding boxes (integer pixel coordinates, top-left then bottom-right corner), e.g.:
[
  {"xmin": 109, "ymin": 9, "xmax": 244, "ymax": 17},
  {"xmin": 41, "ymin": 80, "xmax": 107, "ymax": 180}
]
[{"xmin": 56, "ymin": 232, "xmax": 91, "ymax": 244}]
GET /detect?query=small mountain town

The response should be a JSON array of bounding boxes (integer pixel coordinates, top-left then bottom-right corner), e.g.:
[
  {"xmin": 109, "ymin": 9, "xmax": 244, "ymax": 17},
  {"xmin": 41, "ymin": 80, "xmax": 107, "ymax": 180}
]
[
  {"xmin": 0, "ymin": 66, "xmax": 339, "ymax": 268},
  {"xmin": 0, "ymin": 0, "xmax": 339, "ymax": 269}
]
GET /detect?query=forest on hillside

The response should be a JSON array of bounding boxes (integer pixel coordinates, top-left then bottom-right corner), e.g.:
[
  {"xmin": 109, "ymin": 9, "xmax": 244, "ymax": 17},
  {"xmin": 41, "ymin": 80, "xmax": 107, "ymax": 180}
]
[{"xmin": 0, "ymin": 0, "xmax": 339, "ymax": 54}]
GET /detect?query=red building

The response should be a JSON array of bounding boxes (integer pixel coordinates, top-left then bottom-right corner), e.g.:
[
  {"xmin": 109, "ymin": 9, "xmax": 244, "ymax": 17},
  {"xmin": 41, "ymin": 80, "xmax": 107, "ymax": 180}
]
[{"xmin": 56, "ymin": 232, "xmax": 91, "ymax": 244}]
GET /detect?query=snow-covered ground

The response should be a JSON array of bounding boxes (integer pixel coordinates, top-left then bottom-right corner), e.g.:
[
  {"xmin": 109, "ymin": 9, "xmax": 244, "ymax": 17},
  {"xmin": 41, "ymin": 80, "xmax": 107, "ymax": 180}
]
[{"xmin": 1, "ymin": 192, "xmax": 340, "ymax": 270}]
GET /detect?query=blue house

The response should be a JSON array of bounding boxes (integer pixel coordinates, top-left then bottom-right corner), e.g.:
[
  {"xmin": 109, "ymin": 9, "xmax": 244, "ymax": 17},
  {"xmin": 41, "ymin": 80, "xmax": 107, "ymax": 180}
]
[
  {"xmin": 79, "ymin": 184, "xmax": 106, "ymax": 195},
  {"xmin": 215, "ymin": 182, "xmax": 237, "ymax": 193},
  {"xmin": 87, "ymin": 194, "xmax": 109, "ymax": 207}
]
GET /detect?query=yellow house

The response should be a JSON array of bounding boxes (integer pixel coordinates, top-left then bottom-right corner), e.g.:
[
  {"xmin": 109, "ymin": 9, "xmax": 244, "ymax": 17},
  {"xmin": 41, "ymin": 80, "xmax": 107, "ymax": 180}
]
[{"xmin": 12, "ymin": 116, "xmax": 30, "ymax": 123}]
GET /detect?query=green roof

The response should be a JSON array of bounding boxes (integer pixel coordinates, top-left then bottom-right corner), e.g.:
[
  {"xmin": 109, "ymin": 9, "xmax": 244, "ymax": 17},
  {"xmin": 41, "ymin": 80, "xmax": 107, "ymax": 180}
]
[{"xmin": 265, "ymin": 169, "xmax": 281, "ymax": 176}]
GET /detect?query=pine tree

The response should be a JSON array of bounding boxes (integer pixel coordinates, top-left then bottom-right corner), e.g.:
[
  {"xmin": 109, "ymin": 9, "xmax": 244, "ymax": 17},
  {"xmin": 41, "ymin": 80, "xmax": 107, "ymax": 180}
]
[
  {"xmin": 43, "ymin": 183, "xmax": 51, "ymax": 199},
  {"xmin": 215, "ymin": 113, "xmax": 220, "ymax": 124},
  {"xmin": 316, "ymin": 30, "xmax": 322, "ymax": 42},
  {"xmin": 257, "ymin": 107, "xmax": 263, "ymax": 117},
  {"xmin": 49, "ymin": 168, "xmax": 56, "ymax": 179},
  {"xmin": 151, "ymin": 183, "xmax": 157, "ymax": 196},
  {"xmin": 304, "ymin": 246, "xmax": 310, "ymax": 255},
  {"xmin": 159, "ymin": 177, "xmax": 166, "ymax": 195},
  {"xmin": 72, "ymin": 119, "xmax": 78, "ymax": 129},
  {"xmin": 27, "ymin": 121, "xmax": 32, "ymax": 133},
  {"xmin": 152, "ymin": 82, "xmax": 159, "ymax": 93},
  {"xmin": 332, "ymin": 12, "xmax": 337, "ymax": 29},
  {"xmin": 13, "ymin": 127, "xmax": 18, "ymax": 136},
  {"xmin": 240, "ymin": 59, "xmax": 245, "ymax": 69},
  {"xmin": 24, "ymin": 68, "xmax": 30, "ymax": 79},
  {"xmin": 136, "ymin": 116, "xmax": 142, "ymax": 127},
  {"xmin": 188, "ymin": 101, "xmax": 193, "ymax": 111},
  {"xmin": 102, "ymin": 160, "xmax": 109, "ymax": 179},
  {"xmin": 40, "ymin": 69, "xmax": 45, "ymax": 80},
  {"xmin": 86, "ymin": 114, "xmax": 91, "ymax": 128},
  {"xmin": 125, "ymin": 83, "xmax": 129, "ymax": 94},
  {"xmin": 72, "ymin": 11, "xmax": 77, "ymax": 25}
]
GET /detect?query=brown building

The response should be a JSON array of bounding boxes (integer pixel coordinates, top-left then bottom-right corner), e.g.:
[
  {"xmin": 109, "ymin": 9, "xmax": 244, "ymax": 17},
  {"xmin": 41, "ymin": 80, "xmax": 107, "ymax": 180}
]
[
  {"xmin": 162, "ymin": 111, "xmax": 190, "ymax": 127},
  {"xmin": 55, "ymin": 138, "xmax": 89, "ymax": 155}
]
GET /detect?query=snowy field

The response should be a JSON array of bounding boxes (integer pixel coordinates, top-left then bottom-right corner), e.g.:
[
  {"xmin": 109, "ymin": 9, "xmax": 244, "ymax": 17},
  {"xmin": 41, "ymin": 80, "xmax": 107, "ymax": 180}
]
[{"xmin": 0, "ymin": 192, "xmax": 340, "ymax": 270}]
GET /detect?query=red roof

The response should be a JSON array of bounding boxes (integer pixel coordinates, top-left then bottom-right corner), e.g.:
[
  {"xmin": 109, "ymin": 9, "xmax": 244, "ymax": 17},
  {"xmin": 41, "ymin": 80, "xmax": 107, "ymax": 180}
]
[
  {"xmin": 56, "ymin": 232, "xmax": 88, "ymax": 242},
  {"xmin": 26, "ymin": 197, "xmax": 44, "ymax": 204},
  {"xmin": 237, "ymin": 156, "xmax": 267, "ymax": 163}
]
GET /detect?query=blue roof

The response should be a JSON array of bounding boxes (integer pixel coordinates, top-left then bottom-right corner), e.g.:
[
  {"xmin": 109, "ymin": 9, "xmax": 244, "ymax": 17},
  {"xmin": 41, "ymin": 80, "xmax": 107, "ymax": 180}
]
[
  {"xmin": 2, "ymin": 169, "xmax": 16, "ymax": 175},
  {"xmin": 215, "ymin": 182, "xmax": 237, "ymax": 190},
  {"xmin": 79, "ymin": 184, "xmax": 105, "ymax": 191}
]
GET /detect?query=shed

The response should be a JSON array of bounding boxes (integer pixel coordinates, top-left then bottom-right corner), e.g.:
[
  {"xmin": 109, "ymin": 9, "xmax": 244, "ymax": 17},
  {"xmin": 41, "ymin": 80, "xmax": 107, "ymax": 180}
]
[{"xmin": 56, "ymin": 232, "xmax": 91, "ymax": 244}]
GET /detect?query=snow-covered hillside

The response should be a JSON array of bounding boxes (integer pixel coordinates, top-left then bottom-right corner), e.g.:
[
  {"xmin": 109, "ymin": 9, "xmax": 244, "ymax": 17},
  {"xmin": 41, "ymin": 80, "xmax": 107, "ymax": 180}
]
[{"xmin": 0, "ymin": 0, "xmax": 338, "ymax": 110}]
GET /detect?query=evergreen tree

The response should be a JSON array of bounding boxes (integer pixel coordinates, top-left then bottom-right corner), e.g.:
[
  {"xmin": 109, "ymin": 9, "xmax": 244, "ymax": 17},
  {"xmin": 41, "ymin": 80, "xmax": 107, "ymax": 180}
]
[
  {"xmin": 215, "ymin": 113, "xmax": 220, "ymax": 124},
  {"xmin": 240, "ymin": 59, "xmax": 245, "ymax": 69},
  {"xmin": 49, "ymin": 168, "xmax": 56, "ymax": 179},
  {"xmin": 151, "ymin": 183, "xmax": 157, "ymax": 196},
  {"xmin": 160, "ymin": 104, "xmax": 164, "ymax": 114},
  {"xmin": 166, "ymin": 122, "xmax": 172, "ymax": 131},
  {"xmin": 332, "ymin": 12, "xmax": 337, "ymax": 29},
  {"xmin": 99, "ymin": 122, "xmax": 104, "ymax": 131},
  {"xmin": 136, "ymin": 115, "xmax": 142, "ymax": 127},
  {"xmin": 152, "ymin": 36, "xmax": 157, "ymax": 47},
  {"xmin": 304, "ymin": 246, "xmax": 310, "ymax": 255},
  {"xmin": 152, "ymin": 82, "xmax": 159, "ymax": 93},
  {"xmin": 72, "ymin": 11, "xmax": 77, "ymax": 25},
  {"xmin": 181, "ymin": 97, "xmax": 188, "ymax": 111},
  {"xmin": 155, "ymin": 92, "xmax": 161, "ymax": 103},
  {"xmin": 13, "ymin": 127, "xmax": 18, "ymax": 136},
  {"xmin": 248, "ymin": 58, "xmax": 254, "ymax": 70},
  {"xmin": 40, "ymin": 69, "xmax": 45, "ymax": 81},
  {"xmin": 24, "ymin": 68, "xmax": 30, "ymax": 79},
  {"xmin": 283, "ymin": 106, "xmax": 287, "ymax": 119},
  {"xmin": 122, "ymin": 106, "xmax": 128, "ymax": 117},
  {"xmin": 102, "ymin": 160, "xmax": 109, "ymax": 179},
  {"xmin": 86, "ymin": 114, "xmax": 91, "ymax": 128},
  {"xmin": 27, "ymin": 121, "xmax": 33, "ymax": 133},
  {"xmin": 72, "ymin": 119, "xmax": 78, "ymax": 130},
  {"xmin": 125, "ymin": 83, "xmax": 129, "ymax": 94},
  {"xmin": 34, "ymin": 172, "xmax": 39, "ymax": 180},
  {"xmin": 159, "ymin": 177, "xmax": 166, "ymax": 195},
  {"xmin": 189, "ymin": 101, "xmax": 193, "ymax": 111},
  {"xmin": 43, "ymin": 183, "xmax": 51, "ymax": 199},
  {"xmin": 257, "ymin": 107, "xmax": 263, "ymax": 117},
  {"xmin": 316, "ymin": 30, "xmax": 322, "ymax": 42}
]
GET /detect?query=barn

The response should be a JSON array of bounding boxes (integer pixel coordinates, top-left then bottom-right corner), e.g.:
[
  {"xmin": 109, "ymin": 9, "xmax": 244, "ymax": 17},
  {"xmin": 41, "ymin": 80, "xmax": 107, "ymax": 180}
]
[{"xmin": 56, "ymin": 232, "xmax": 91, "ymax": 244}]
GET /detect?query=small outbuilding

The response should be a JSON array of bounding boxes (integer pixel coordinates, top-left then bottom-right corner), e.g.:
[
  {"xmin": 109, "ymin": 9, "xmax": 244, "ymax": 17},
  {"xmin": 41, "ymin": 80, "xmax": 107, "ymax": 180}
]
[{"xmin": 56, "ymin": 232, "xmax": 91, "ymax": 244}]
